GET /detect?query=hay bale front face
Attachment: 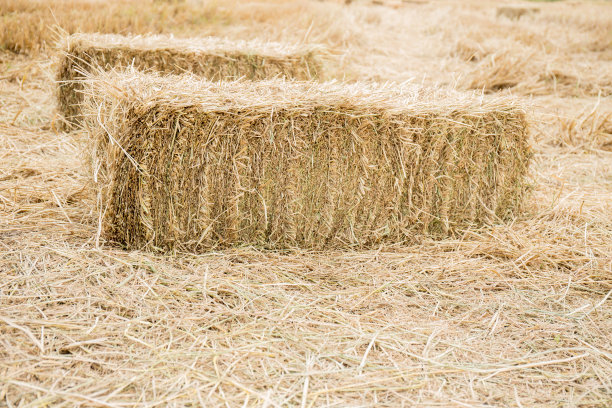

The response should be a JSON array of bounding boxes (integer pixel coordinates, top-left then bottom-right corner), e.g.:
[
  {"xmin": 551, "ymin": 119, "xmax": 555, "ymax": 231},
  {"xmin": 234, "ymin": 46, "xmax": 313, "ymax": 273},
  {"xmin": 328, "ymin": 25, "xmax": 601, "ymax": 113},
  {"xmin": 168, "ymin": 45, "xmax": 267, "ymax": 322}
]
[
  {"xmin": 85, "ymin": 72, "xmax": 531, "ymax": 252},
  {"xmin": 57, "ymin": 33, "xmax": 323, "ymax": 128}
]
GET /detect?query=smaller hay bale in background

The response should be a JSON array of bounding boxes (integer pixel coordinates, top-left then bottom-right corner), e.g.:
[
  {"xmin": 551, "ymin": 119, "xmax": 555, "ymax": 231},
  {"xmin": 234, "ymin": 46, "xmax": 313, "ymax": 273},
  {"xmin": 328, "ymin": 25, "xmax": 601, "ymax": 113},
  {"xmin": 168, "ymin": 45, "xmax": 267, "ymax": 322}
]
[
  {"xmin": 496, "ymin": 6, "xmax": 540, "ymax": 20},
  {"xmin": 57, "ymin": 33, "xmax": 324, "ymax": 129},
  {"xmin": 83, "ymin": 71, "xmax": 531, "ymax": 252}
]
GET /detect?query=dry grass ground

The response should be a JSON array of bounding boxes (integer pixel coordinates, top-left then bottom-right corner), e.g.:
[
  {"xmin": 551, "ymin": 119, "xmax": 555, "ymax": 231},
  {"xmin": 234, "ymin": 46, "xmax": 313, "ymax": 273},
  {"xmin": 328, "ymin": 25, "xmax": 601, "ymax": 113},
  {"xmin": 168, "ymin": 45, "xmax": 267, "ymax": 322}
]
[{"xmin": 1, "ymin": 0, "xmax": 611, "ymax": 406}]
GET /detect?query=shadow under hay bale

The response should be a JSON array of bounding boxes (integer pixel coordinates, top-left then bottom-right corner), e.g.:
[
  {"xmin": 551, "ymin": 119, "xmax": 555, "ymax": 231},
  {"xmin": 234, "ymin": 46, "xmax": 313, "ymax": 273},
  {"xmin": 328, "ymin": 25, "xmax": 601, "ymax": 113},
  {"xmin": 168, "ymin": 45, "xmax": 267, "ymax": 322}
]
[
  {"xmin": 57, "ymin": 33, "xmax": 323, "ymax": 129},
  {"xmin": 84, "ymin": 71, "xmax": 531, "ymax": 252}
]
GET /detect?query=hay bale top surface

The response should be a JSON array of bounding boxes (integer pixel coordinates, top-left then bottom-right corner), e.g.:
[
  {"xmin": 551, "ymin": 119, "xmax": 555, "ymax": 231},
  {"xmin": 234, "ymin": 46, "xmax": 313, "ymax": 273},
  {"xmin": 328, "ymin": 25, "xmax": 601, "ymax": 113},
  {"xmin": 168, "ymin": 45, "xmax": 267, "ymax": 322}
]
[
  {"xmin": 87, "ymin": 70, "xmax": 522, "ymax": 116},
  {"xmin": 63, "ymin": 33, "xmax": 322, "ymax": 59}
]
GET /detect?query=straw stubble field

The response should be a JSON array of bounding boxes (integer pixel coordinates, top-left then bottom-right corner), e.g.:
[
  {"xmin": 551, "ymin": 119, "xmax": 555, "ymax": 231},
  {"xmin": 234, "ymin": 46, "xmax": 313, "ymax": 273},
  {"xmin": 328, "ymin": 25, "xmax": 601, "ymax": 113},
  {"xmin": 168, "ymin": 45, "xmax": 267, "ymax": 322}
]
[{"xmin": 1, "ymin": 0, "xmax": 611, "ymax": 407}]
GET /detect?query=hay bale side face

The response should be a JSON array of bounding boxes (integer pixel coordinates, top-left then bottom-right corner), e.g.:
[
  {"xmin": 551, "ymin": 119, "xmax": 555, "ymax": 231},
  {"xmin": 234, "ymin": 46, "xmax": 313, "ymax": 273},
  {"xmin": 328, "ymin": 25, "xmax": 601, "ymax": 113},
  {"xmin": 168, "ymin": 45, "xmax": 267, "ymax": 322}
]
[
  {"xmin": 56, "ymin": 34, "xmax": 322, "ymax": 129},
  {"xmin": 87, "ymin": 74, "xmax": 530, "ymax": 252}
]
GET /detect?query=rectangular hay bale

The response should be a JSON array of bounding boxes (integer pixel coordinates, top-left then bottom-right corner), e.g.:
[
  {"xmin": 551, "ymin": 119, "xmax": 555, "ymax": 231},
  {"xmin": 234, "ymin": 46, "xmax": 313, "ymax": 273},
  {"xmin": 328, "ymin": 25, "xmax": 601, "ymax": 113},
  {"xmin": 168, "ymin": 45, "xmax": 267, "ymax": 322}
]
[
  {"xmin": 57, "ymin": 33, "xmax": 323, "ymax": 128},
  {"xmin": 84, "ymin": 71, "xmax": 531, "ymax": 252}
]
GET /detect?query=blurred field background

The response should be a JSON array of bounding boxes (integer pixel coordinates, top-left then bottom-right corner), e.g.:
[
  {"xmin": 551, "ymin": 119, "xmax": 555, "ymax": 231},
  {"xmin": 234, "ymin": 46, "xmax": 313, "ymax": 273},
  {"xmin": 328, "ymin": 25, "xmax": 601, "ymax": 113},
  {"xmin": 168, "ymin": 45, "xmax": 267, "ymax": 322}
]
[{"xmin": 1, "ymin": 0, "xmax": 611, "ymax": 406}]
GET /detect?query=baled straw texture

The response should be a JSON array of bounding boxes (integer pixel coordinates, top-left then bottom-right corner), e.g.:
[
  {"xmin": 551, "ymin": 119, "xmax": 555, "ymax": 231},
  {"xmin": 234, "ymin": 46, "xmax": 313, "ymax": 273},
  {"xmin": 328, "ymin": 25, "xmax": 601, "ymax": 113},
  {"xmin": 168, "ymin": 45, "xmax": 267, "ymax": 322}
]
[
  {"xmin": 84, "ymin": 71, "xmax": 531, "ymax": 252},
  {"xmin": 57, "ymin": 33, "xmax": 323, "ymax": 128}
]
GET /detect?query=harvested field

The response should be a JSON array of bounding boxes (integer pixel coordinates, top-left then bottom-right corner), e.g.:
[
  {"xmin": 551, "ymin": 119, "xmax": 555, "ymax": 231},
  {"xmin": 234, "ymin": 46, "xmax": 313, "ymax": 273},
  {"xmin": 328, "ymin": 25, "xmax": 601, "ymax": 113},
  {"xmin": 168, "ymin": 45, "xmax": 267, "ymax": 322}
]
[
  {"xmin": 1, "ymin": 0, "xmax": 612, "ymax": 407},
  {"xmin": 84, "ymin": 71, "xmax": 529, "ymax": 251},
  {"xmin": 57, "ymin": 33, "xmax": 323, "ymax": 128}
]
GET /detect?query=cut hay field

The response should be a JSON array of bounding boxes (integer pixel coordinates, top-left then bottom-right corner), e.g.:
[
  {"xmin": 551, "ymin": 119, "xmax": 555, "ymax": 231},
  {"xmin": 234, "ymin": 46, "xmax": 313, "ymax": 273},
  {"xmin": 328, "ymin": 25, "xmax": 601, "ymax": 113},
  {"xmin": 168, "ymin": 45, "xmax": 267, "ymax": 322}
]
[{"xmin": 1, "ymin": 0, "xmax": 611, "ymax": 406}]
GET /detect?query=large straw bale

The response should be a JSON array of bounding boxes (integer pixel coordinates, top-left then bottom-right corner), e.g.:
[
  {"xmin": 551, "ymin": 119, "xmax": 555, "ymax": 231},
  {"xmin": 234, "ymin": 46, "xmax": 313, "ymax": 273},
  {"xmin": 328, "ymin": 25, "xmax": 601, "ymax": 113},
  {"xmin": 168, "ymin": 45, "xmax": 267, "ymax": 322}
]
[
  {"xmin": 84, "ymin": 71, "xmax": 531, "ymax": 252},
  {"xmin": 57, "ymin": 33, "xmax": 323, "ymax": 128}
]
